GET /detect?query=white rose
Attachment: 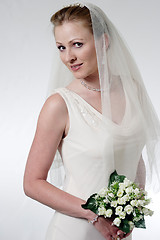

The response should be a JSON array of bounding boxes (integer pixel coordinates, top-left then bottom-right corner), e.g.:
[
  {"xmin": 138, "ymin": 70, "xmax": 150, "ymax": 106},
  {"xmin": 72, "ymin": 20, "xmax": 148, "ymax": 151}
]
[
  {"xmin": 103, "ymin": 198, "xmax": 109, "ymax": 204},
  {"xmin": 117, "ymin": 189, "xmax": 124, "ymax": 197},
  {"xmin": 108, "ymin": 192, "xmax": 114, "ymax": 198},
  {"xmin": 117, "ymin": 197, "xmax": 126, "ymax": 205},
  {"xmin": 119, "ymin": 183, "xmax": 125, "ymax": 190},
  {"xmin": 119, "ymin": 211, "xmax": 126, "ymax": 219},
  {"xmin": 124, "ymin": 205, "xmax": 133, "ymax": 215},
  {"xmin": 123, "ymin": 178, "xmax": 132, "ymax": 187},
  {"xmin": 105, "ymin": 209, "xmax": 113, "ymax": 218},
  {"xmin": 125, "ymin": 186, "xmax": 134, "ymax": 194},
  {"xmin": 98, "ymin": 187, "xmax": 108, "ymax": 197},
  {"xmin": 134, "ymin": 188, "xmax": 140, "ymax": 195},
  {"xmin": 115, "ymin": 206, "xmax": 123, "ymax": 215},
  {"xmin": 113, "ymin": 217, "xmax": 121, "ymax": 227},
  {"xmin": 123, "ymin": 194, "xmax": 130, "ymax": 202},
  {"xmin": 138, "ymin": 200, "xmax": 145, "ymax": 206},
  {"xmin": 111, "ymin": 201, "xmax": 117, "ymax": 208},
  {"xmin": 144, "ymin": 198, "xmax": 151, "ymax": 205},
  {"xmin": 131, "ymin": 200, "xmax": 138, "ymax": 207},
  {"xmin": 98, "ymin": 206, "xmax": 106, "ymax": 215},
  {"xmin": 148, "ymin": 210, "xmax": 154, "ymax": 216},
  {"xmin": 128, "ymin": 221, "xmax": 134, "ymax": 230},
  {"xmin": 94, "ymin": 194, "xmax": 99, "ymax": 200},
  {"xmin": 142, "ymin": 207, "xmax": 154, "ymax": 216}
]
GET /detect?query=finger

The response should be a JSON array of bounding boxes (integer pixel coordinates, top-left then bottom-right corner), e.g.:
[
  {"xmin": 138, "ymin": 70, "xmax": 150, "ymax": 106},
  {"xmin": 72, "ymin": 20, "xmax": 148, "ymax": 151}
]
[
  {"xmin": 109, "ymin": 228, "xmax": 118, "ymax": 239},
  {"xmin": 115, "ymin": 237, "xmax": 121, "ymax": 240},
  {"xmin": 117, "ymin": 230, "xmax": 125, "ymax": 238},
  {"xmin": 111, "ymin": 237, "xmax": 121, "ymax": 240},
  {"xmin": 110, "ymin": 227, "xmax": 124, "ymax": 239},
  {"xmin": 106, "ymin": 235, "xmax": 113, "ymax": 240},
  {"xmin": 123, "ymin": 230, "xmax": 132, "ymax": 238}
]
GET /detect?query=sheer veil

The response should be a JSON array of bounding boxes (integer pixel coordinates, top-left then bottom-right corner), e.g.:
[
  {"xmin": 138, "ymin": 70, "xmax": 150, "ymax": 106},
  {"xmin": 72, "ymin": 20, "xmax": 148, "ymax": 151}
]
[{"xmin": 47, "ymin": 2, "xmax": 160, "ymax": 193}]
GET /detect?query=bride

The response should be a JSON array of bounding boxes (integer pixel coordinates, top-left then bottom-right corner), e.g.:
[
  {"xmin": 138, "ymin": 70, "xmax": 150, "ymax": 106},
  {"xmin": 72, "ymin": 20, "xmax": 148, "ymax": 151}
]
[{"xmin": 23, "ymin": 3, "xmax": 160, "ymax": 240}]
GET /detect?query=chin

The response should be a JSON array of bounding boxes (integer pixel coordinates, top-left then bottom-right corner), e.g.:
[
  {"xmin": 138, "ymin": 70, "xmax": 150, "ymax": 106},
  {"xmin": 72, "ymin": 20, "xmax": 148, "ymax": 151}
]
[{"xmin": 72, "ymin": 71, "xmax": 89, "ymax": 80}]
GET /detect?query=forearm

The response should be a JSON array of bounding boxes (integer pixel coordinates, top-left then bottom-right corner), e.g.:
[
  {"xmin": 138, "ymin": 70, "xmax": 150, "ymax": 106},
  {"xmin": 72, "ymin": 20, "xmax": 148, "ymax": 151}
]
[{"xmin": 24, "ymin": 179, "xmax": 96, "ymax": 220}]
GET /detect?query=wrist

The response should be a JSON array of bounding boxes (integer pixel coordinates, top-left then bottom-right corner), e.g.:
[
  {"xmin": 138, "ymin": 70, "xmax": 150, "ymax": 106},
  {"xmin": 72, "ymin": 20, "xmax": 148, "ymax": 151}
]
[
  {"xmin": 83, "ymin": 209, "xmax": 98, "ymax": 222},
  {"xmin": 88, "ymin": 215, "xmax": 99, "ymax": 224}
]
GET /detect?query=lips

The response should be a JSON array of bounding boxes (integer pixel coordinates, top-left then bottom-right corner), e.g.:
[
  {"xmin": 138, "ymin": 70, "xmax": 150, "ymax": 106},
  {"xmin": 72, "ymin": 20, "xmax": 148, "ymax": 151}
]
[{"xmin": 71, "ymin": 63, "xmax": 83, "ymax": 71}]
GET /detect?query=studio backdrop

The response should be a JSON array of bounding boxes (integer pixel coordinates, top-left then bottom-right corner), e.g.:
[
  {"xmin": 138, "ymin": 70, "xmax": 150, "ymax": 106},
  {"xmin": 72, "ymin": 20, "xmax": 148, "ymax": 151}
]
[{"xmin": 0, "ymin": 0, "xmax": 160, "ymax": 239}]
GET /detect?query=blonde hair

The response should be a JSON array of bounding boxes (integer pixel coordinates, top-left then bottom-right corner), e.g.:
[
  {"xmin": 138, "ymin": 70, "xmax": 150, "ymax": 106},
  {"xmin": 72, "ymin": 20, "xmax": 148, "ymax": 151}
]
[{"xmin": 50, "ymin": 4, "xmax": 93, "ymax": 33}]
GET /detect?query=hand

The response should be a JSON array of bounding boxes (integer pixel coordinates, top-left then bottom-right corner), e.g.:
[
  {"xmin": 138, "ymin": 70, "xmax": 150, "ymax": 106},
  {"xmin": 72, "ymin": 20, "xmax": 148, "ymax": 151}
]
[
  {"xmin": 93, "ymin": 216, "xmax": 125, "ymax": 240},
  {"xmin": 123, "ymin": 229, "xmax": 133, "ymax": 239}
]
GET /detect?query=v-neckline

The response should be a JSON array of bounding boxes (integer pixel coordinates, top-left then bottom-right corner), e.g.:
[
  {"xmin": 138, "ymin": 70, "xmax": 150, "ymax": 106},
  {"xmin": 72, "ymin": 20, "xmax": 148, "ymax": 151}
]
[
  {"xmin": 64, "ymin": 87, "xmax": 103, "ymax": 116},
  {"xmin": 63, "ymin": 87, "xmax": 128, "ymax": 127}
]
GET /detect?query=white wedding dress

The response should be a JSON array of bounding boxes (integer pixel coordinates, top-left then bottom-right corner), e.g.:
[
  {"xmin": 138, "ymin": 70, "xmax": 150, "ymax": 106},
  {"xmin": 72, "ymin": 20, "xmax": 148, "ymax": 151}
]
[{"xmin": 45, "ymin": 87, "xmax": 146, "ymax": 240}]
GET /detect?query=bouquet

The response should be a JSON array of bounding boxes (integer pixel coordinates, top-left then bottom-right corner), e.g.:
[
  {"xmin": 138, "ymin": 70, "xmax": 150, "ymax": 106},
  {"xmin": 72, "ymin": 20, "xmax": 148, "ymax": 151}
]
[{"xmin": 82, "ymin": 171, "xmax": 153, "ymax": 234}]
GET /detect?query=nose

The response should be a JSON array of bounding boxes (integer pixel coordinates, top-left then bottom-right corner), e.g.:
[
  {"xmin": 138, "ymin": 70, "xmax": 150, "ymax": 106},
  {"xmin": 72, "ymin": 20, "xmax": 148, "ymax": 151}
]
[{"xmin": 65, "ymin": 49, "xmax": 77, "ymax": 63}]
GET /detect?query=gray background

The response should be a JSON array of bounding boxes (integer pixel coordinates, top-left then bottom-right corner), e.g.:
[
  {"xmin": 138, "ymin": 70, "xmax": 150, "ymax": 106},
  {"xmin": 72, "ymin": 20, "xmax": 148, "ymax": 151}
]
[{"xmin": 0, "ymin": 0, "xmax": 159, "ymax": 239}]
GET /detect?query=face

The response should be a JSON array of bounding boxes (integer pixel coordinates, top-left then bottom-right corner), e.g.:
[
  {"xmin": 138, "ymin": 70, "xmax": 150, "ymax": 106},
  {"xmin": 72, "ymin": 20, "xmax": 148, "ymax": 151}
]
[{"xmin": 54, "ymin": 21, "xmax": 98, "ymax": 80}]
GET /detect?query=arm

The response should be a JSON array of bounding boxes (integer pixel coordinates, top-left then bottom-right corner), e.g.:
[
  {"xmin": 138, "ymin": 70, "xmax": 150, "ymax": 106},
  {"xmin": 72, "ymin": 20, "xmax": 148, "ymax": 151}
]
[
  {"xmin": 23, "ymin": 93, "xmax": 124, "ymax": 239},
  {"xmin": 23, "ymin": 93, "xmax": 94, "ymax": 219}
]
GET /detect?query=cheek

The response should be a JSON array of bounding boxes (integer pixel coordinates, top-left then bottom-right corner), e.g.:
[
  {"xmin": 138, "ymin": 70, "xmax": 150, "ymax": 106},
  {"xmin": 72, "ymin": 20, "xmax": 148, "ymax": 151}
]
[
  {"xmin": 80, "ymin": 45, "xmax": 97, "ymax": 64},
  {"xmin": 59, "ymin": 54, "xmax": 66, "ymax": 66}
]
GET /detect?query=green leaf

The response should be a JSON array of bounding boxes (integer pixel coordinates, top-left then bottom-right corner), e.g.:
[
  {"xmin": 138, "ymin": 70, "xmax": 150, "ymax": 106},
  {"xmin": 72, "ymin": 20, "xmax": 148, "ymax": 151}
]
[
  {"xmin": 81, "ymin": 194, "xmax": 98, "ymax": 214},
  {"xmin": 108, "ymin": 170, "xmax": 118, "ymax": 186},
  {"xmin": 108, "ymin": 170, "xmax": 125, "ymax": 187},
  {"xmin": 134, "ymin": 218, "xmax": 146, "ymax": 229},
  {"xmin": 119, "ymin": 219, "xmax": 131, "ymax": 234}
]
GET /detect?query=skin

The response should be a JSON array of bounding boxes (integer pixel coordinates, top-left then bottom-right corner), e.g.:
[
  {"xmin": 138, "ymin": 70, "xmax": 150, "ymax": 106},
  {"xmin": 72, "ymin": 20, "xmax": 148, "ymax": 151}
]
[{"xmin": 24, "ymin": 20, "xmax": 133, "ymax": 240}]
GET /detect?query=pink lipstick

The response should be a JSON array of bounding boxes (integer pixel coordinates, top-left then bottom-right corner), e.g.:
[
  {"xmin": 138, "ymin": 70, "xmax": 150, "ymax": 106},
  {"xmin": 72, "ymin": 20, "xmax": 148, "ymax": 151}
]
[{"xmin": 71, "ymin": 63, "xmax": 83, "ymax": 71}]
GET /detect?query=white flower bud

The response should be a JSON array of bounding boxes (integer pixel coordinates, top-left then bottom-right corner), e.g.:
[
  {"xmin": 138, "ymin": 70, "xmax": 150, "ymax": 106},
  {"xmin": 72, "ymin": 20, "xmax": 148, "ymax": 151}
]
[
  {"xmin": 125, "ymin": 186, "xmax": 134, "ymax": 194},
  {"xmin": 115, "ymin": 206, "xmax": 123, "ymax": 215},
  {"xmin": 98, "ymin": 187, "xmax": 108, "ymax": 197},
  {"xmin": 123, "ymin": 178, "xmax": 132, "ymax": 187},
  {"xmin": 117, "ymin": 189, "xmax": 124, "ymax": 197},
  {"xmin": 105, "ymin": 209, "xmax": 113, "ymax": 218},
  {"xmin": 111, "ymin": 201, "xmax": 117, "ymax": 208},
  {"xmin": 134, "ymin": 188, "xmax": 140, "ymax": 195},
  {"xmin": 138, "ymin": 200, "xmax": 145, "ymax": 206},
  {"xmin": 103, "ymin": 198, "xmax": 109, "ymax": 204},
  {"xmin": 108, "ymin": 192, "xmax": 114, "ymax": 198},
  {"xmin": 98, "ymin": 206, "xmax": 106, "ymax": 215},
  {"xmin": 117, "ymin": 197, "xmax": 126, "ymax": 205},
  {"xmin": 113, "ymin": 217, "xmax": 121, "ymax": 227},
  {"xmin": 119, "ymin": 183, "xmax": 125, "ymax": 190},
  {"xmin": 131, "ymin": 200, "xmax": 138, "ymax": 207},
  {"xmin": 142, "ymin": 207, "xmax": 154, "ymax": 216},
  {"xmin": 123, "ymin": 194, "xmax": 130, "ymax": 202},
  {"xmin": 119, "ymin": 211, "xmax": 126, "ymax": 219},
  {"xmin": 124, "ymin": 205, "xmax": 133, "ymax": 215}
]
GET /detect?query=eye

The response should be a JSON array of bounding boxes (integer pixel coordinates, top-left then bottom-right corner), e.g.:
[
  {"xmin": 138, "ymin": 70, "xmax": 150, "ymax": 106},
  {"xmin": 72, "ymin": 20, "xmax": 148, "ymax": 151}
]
[
  {"xmin": 57, "ymin": 45, "xmax": 65, "ymax": 51},
  {"xmin": 73, "ymin": 42, "xmax": 83, "ymax": 48}
]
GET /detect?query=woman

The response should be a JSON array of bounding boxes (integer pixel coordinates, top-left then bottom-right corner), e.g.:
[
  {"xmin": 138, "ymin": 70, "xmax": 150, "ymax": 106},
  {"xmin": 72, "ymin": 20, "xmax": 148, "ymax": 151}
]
[{"xmin": 23, "ymin": 3, "xmax": 160, "ymax": 240}]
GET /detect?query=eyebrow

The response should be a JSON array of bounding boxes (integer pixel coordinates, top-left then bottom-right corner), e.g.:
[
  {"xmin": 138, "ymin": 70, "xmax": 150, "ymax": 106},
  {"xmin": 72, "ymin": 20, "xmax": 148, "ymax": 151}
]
[{"xmin": 56, "ymin": 38, "xmax": 84, "ymax": 44}]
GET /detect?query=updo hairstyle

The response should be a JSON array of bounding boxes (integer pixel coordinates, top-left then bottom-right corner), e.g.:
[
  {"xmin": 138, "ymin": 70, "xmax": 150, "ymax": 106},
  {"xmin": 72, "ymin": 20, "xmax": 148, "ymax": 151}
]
[{"xmin": 50, "ymin": 4, "xmax": 93, "ymax": 34}]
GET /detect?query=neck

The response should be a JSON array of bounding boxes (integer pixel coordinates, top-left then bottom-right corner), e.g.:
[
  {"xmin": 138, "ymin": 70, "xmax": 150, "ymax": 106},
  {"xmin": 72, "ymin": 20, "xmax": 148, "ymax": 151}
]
[{"xmin": 83, "ymin": 74, "xmax": 100, "ymax": 89}]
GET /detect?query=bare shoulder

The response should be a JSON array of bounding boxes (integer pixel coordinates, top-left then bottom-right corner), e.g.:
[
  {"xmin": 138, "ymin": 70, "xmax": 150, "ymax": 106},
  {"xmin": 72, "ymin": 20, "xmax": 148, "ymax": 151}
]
[
  {"xmin": 37, "ymin": 93, "xmax": 68, "ymax": 131},
  {"xmin": 43, "ymin": 93, "xmax": 67, "ymax": 114}
]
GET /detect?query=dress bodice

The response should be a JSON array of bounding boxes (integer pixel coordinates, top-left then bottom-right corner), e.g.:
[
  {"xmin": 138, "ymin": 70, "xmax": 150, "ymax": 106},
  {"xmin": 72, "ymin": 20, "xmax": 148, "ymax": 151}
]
[{"xmin": 51, "ymin": 87, "xmax": 146, "ymax": 199}]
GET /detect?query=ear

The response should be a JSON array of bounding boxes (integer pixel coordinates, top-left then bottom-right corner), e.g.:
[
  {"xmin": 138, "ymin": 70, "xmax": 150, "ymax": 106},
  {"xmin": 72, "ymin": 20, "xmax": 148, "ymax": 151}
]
[{"xmin": 104, "ymin": 33, "xmax": 109, "ymax": 49}]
